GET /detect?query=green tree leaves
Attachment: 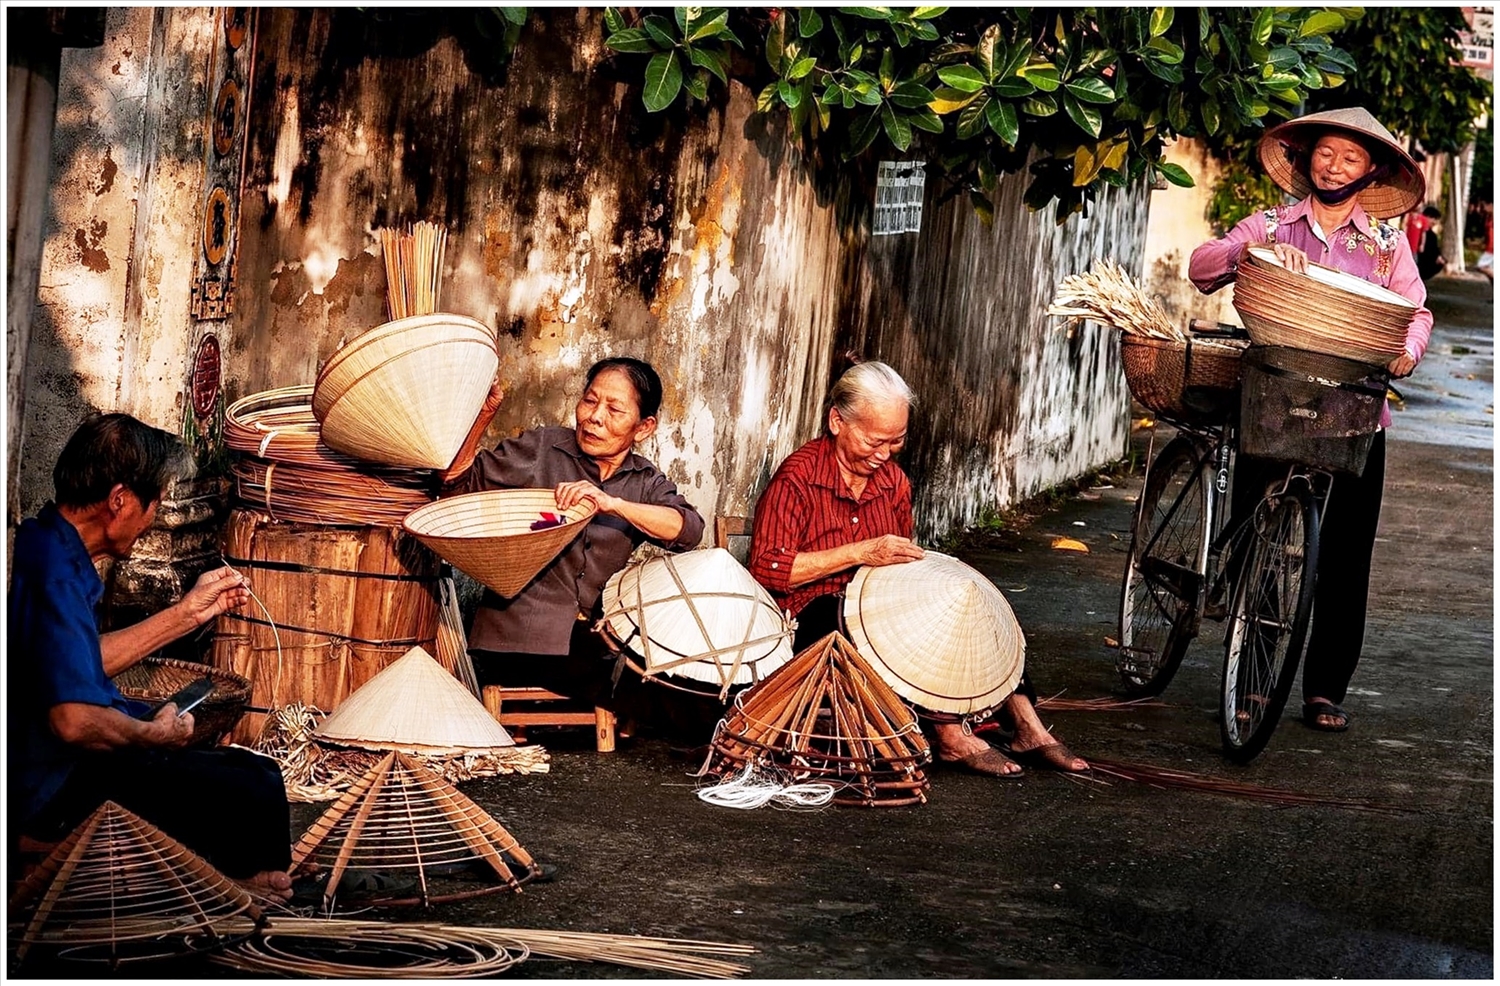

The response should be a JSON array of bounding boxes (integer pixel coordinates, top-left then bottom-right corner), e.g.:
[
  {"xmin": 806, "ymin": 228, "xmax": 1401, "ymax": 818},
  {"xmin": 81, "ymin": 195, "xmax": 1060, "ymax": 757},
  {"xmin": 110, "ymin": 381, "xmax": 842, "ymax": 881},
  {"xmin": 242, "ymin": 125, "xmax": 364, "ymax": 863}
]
[{"xmin": 605, "ymin": 6, "xmax": 742, "ymax": 110}]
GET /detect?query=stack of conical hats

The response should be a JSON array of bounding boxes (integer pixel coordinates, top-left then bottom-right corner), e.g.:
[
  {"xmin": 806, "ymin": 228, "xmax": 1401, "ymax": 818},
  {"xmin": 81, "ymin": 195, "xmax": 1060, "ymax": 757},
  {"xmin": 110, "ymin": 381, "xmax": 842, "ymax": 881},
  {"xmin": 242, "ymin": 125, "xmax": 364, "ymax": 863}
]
[
  {"xmin": 290, "ymin": 751, "xmax": 540, "ymax": 907},
  {"xmin": 314, "ymin": 645, "xmax": 514, "ymax": 755},
  {"xmin": 600, "ymin": 547, "xmax": 794, "ymax": 698},
  {"xmin": 9, "ymin": 801, "xmax": 262, "ymax": 966},
  {"xmin": 705, "ymin": 632, "xmax": 932, "ymax": 807},
  {"xmin": 842, "ymin": 551, "xmax": 1025, "ymax": 716},
  {"xmin": 403, "ymin": 489, "xmax": 595, "ymax": 598}
]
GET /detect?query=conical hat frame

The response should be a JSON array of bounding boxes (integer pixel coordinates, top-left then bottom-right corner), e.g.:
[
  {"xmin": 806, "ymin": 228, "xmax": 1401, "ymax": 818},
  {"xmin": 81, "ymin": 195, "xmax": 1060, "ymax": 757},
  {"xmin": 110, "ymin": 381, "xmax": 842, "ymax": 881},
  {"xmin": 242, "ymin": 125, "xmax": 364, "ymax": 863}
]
[
  {"xmin": 10, "ymin": 801, "xmax": 263, "ymax": 966},
  {"xmin": 599, "ymin": 548, "xmax": 794, "ymax": 700},
  {"xmin": 290, "ymin": 751, "xmax": 539, "ymax": 908},
  {"xmin": 842, "ymin": 552, "xmax": 1026, "ymax": 716},
  {"xmin": 703, "ymin": 632, "xmax": 932, "ymax": 807},
  {"xmin": 313, "ymin": 645, "xmax": 515, "ymax": 755}
]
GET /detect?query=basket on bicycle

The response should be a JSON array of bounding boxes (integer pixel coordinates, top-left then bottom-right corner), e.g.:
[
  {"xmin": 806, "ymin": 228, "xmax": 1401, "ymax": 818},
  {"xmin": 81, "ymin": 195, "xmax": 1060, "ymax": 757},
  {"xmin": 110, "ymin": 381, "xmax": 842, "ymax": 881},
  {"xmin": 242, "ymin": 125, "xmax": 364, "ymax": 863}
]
[
  {"xmin": 1120, "ymin": 334, "xmax": 1245, "ymax": 423},
  {"xmin": 1232, "ymin": 246, "xmax": 1413, "ymax": 367},
  {"xmin": 112, "ymin": 657, "xmax": 251, "ymax": 747},
  {"xmin": 1238, "ymin": 346, "xmax": 1388, "ymax": 476}
]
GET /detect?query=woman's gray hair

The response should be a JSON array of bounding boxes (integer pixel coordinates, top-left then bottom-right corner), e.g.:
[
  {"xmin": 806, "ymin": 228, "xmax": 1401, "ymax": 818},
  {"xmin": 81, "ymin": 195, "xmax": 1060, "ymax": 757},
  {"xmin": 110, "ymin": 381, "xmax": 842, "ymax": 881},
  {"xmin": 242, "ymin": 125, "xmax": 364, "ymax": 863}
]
[{"xmin": 829, "ymin": 360, "xmax": 914, "ymax": 422}]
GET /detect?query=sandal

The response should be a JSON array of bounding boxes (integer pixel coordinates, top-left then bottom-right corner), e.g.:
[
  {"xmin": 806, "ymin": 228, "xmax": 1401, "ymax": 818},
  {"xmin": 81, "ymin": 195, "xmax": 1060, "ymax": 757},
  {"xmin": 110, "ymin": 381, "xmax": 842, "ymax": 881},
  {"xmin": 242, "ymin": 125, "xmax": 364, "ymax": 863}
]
[
  {"xmin": 1302, "ymin": 700, "xmax": 1349, "ymax": 732},
  {"xmin": 1001, "ymin": 741, "xmax": 1088, "ymax": 773},
  {"xmin": 938, "ymin": 747, "xmax": 1024, "ymax": 779}
]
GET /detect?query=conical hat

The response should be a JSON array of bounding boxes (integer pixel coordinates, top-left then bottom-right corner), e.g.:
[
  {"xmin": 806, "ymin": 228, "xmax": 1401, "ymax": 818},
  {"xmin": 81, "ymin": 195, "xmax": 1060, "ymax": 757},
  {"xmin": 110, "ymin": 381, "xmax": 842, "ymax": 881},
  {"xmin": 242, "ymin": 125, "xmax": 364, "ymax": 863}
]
[
  {"xmin": 10, "ymin": 801, "xmax": 261, "ymax": 964},
  {"xmin": 1258, "ymin": 107, "xmax": 1424, "ymax": 219},
  {"xmin": 402, "ymin": 489, "xmax": 595, "ymax": 598},
  {"xmin": 314, "ymin": 646, "xmax": 514, "ymax": 755},
  {"xmin": 313, "ymin": 313, "xmax": 499, "ymax": 470},
  {"xmin": 291, "ymin": 751, "xmax": 538, "ymax": 907},
  {"xmin": 842, "ymin": 552, "xmax": 1025, "ymax": 715},
  {"xmin": 600, "ymin": 548, "xmax": 794, "ymax": 695}
]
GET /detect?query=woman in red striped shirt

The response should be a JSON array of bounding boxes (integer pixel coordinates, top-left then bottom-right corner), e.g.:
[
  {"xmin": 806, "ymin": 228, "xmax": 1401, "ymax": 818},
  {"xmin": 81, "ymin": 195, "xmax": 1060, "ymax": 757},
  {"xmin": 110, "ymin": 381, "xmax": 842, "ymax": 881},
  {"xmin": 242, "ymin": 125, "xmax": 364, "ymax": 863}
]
[{"xmin": 749, "ymin": 362, "xmax": 1086, "ymax": 778}]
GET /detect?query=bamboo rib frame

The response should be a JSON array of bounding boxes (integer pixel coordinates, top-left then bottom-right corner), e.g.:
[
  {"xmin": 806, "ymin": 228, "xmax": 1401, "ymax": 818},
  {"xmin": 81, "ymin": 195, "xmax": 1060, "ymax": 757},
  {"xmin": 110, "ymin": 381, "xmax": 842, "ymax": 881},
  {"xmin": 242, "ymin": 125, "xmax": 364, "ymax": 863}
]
[
  {"xmin": 703, "ymin": 632, "xmax": 932, "ymax": 808},
  {"xmin": 9, "ymin": 802, "xmax": 262, "ymax": 965}
]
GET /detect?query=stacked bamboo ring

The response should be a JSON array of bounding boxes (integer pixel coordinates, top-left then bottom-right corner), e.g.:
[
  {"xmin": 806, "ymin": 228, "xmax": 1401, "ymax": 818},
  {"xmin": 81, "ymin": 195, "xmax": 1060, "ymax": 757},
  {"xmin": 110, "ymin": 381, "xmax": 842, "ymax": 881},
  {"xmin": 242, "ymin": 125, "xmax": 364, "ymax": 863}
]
[{"xmin": 225, "ymin": 386, "xmax": 436, "ymax": 527}]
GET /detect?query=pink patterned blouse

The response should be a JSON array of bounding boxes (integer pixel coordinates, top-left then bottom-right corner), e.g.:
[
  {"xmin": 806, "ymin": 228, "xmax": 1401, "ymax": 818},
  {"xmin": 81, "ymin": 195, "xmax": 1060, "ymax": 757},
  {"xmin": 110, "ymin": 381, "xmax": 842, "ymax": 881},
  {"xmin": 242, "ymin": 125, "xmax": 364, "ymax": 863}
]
[{"xmin": 1189, "ymin": 196, "xmax": 1433, "ymax": 428}]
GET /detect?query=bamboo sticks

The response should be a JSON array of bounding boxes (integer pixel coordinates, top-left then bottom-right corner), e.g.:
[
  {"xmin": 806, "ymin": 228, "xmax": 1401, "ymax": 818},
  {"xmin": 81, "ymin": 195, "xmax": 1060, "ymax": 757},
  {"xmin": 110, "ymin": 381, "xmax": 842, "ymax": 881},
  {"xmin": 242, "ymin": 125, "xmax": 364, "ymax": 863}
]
[
  {"xmin": 379, "ymin": 222, "xmax": 447, "ymax": 321},
  {"xmin": 1046, "ymin": 260, "xmax": 1183, "ymax": 341}
]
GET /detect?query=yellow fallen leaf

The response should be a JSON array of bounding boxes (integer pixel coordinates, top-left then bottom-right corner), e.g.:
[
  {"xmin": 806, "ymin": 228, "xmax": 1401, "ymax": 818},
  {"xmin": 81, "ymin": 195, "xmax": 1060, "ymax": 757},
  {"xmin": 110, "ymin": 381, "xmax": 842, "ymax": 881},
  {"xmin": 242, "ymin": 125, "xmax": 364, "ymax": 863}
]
[
  {"xmin": 1104, "ymin": 636, "xmax": 1119, "ymax": 648},
  {"xmin": 1051, "ymin": 537, "xmax": 1090, "ymax": 553}
]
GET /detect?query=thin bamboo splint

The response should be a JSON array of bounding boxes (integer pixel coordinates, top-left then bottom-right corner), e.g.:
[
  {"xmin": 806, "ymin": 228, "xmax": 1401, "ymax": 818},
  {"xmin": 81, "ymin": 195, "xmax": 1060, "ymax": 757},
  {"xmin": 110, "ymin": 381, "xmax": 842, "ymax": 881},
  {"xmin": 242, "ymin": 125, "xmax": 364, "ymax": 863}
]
[
  {"xmin": 289, "ymin": 751, "xmax": 541, "ymax": 907},
  {"xmin": 703, "ymin": 632, "xmax": 932, "ymax": 807}
]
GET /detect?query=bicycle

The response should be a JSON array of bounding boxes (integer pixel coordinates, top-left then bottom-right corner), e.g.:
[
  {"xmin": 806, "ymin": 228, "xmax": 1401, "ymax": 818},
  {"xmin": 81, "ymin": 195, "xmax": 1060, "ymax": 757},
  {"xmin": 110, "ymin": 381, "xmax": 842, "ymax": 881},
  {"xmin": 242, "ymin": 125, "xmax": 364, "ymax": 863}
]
[{"xmin": 1116, "ymin": 321, "xmax": 1388, "ymax": 763}]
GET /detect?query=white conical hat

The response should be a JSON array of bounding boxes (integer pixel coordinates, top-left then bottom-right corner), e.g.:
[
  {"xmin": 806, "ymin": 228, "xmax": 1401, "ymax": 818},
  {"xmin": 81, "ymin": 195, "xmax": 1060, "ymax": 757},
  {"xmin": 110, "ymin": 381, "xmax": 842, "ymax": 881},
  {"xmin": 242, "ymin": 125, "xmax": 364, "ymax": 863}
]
[
  {"xmin": 842, "ymin": 552, "xmax": 1025, "ymax": 715},
  {"xmin": 314, "ymin": 646, "xmax": 514, "ymax": 755},
  {"xmin": 600, "ymin": 548, "xmax": 793, "ymax": 695}
]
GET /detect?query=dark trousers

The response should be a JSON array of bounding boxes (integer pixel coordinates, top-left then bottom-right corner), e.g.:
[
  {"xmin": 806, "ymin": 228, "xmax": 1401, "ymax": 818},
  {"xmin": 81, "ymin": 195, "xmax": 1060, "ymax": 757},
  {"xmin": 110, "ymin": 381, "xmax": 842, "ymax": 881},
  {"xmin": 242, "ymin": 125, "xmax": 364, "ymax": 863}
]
[
  {"xmin": 792, "ymin": 593, "xmax": 1040, "ymax": 706},
  {"xmin": 1231, "ymin": 432, "xmax": 1386, "ymax": 705},
  {"xmin": 26, "ymin": 747, "xmax": 292, "ymax": 879}
]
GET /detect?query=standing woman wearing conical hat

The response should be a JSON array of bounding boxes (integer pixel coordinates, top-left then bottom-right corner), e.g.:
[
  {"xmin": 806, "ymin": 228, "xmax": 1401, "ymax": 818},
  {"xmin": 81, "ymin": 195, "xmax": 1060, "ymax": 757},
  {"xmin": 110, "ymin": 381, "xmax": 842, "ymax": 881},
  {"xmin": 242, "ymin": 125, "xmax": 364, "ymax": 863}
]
[
  {"xmin": 748, "ymin": 360, "xmax": 1087, "ymax": 778},
  {"xmin": 439, "ymin": 358, "xmax": 706, "ymax": 712},
  {"xmin": 1188, "ymin": 107, "xmax": 1432, "ymax": 734}
]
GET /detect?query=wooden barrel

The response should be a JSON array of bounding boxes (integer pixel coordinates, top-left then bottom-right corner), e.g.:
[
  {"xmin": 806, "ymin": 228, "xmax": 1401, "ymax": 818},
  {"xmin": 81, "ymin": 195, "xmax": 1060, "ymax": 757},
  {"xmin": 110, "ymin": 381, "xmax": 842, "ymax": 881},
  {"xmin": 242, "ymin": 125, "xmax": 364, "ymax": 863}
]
[{"xmin": 213, "ymin": 509, "xmax": 441, "ymax": 744}]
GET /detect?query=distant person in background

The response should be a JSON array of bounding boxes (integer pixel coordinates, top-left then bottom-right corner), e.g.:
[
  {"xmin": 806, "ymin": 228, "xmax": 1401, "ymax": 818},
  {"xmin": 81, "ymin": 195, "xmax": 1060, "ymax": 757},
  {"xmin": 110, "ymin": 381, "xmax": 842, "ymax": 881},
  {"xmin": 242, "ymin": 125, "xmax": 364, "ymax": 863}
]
[{"xmin": 1412, "ymin": 205, "xmax": 1447, "ymax": 282}]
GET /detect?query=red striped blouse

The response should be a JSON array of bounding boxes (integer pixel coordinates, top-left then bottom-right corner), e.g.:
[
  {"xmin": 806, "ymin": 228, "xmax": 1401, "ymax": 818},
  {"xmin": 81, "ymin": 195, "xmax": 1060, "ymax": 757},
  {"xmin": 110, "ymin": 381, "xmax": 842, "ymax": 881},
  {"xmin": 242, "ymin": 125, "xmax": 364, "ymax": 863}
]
[{"xmin": 748, "ymin": 434, "xmax": 913, "ymax": 618}]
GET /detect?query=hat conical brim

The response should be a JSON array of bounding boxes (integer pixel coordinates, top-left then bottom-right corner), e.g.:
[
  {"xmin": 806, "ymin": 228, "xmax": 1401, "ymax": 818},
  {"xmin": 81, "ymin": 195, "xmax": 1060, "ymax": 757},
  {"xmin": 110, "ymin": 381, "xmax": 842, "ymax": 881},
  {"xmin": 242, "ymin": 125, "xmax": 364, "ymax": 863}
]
[
  {"xmin": 315, "ymin": 646, "xmax": 514, "ymax": 754},
  {"xmin": 1257, "ymin": 108, "xmax": 1425, "ymax": 219},
  {"xmin": 842, "ymin": 552, "xmax": 1024, "ymax": 715}
]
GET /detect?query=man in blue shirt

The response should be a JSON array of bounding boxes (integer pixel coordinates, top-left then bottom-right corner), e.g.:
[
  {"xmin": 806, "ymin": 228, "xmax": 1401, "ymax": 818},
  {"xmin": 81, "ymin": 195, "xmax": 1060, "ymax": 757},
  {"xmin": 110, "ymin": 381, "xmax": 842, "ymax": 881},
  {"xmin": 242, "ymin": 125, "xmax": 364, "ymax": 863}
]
[{"xmin": 9, "ymin": 413, "xmax": 292, "ymax": 901}]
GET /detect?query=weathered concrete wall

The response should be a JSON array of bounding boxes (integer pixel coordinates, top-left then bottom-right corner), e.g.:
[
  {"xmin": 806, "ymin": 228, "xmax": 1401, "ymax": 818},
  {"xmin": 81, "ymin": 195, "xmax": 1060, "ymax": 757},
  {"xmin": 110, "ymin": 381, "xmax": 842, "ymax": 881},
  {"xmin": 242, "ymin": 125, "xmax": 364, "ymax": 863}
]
[
  {"xmin": 227, "ymin": 8, "xmax": 1137, "ymax": 542},
  {"xmin": 1140, "ymin": 138, "xmax": 1240, "ymax": 331},
  {"xmin": 16, "ymin": 7, "xmax": 216, "ymax": 520}
]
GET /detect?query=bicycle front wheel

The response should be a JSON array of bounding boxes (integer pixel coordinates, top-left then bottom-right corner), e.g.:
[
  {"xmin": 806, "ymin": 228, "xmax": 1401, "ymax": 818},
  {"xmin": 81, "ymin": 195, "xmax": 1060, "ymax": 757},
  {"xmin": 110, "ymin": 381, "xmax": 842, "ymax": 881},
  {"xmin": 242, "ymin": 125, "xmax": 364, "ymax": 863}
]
[
  {"xmin": 1219, "ymin": 483, "xmax": 1319, "ymax": 763},
  {"xmin": 1118, "ymin": 437, "xmax": 1210, "ymax": 696}
]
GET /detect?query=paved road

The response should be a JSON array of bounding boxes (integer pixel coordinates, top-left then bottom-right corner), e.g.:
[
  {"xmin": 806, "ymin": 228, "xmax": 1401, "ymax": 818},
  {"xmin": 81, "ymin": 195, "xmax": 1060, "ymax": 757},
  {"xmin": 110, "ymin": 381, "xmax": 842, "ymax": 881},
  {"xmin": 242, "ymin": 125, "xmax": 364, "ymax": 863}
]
[{"xmin": 279, "ymin": 276, "xmax": 1492, "ymax": 979}]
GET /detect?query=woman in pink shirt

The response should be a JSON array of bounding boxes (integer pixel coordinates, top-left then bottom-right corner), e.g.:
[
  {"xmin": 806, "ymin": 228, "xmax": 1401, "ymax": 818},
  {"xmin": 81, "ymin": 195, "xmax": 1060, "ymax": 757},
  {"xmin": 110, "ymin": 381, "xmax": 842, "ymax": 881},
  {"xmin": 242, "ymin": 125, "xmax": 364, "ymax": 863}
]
[{"xmin": 1188, "ymin": 107, "xmax": 1429, "ymax": 734}]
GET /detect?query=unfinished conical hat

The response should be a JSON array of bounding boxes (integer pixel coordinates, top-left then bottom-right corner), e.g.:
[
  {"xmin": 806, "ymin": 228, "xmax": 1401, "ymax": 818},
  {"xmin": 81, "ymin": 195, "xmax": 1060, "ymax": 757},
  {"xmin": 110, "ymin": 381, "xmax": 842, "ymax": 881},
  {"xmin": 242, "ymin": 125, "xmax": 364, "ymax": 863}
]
[
  {"xmin": 314, "ymin": 645, "xmax": 513, "ymax": 754},
  {"xmin": 313, "ymin": 313, "xmax": 499, "ymax": 470},
  {"xmin": 10, "ymin": 801, "xmax": 261, "ymax": 963},
  {"xmin": 403, "ymin": 489, "xmax": 596, "ymax": 598},
  {"xmin": 842, "ymin": 551, "xmax": 1025, "ymax": 715},
  {"xmin": 1258, "ymin": 106, "xmax": 1424, "ymax": 219},
  {"xmin": 291, "ymin": 751, "xmax": 539, "ymax": 907},
  {"xmin": 600, "ymin": 547, "xmax": 794, "ymax": 695}
]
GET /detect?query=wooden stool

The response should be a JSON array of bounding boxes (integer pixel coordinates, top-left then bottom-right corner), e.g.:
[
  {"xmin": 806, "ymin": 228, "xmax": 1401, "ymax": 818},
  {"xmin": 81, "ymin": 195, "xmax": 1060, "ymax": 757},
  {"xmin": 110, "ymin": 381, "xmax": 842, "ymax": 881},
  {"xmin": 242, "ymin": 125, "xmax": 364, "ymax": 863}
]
[{"xmin": 482, "ymin": 686, "xmax": 617, "ymax": 753}]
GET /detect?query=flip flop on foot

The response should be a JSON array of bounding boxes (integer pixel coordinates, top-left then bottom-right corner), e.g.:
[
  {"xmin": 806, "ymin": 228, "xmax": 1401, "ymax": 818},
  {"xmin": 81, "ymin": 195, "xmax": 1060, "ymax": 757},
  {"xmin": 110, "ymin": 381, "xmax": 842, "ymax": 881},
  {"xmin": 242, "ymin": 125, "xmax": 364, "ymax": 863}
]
[
  {"xmin": 1002, "ymin": 741, "xmax": 1088, "ymax": 773},
  {"xmin": 938, "ymin": 747, "xmax": 1024, "ymax": 779},
  {"xmin": 1302, "ymin": 700, "xmax": 1349, "ymax": 732}
]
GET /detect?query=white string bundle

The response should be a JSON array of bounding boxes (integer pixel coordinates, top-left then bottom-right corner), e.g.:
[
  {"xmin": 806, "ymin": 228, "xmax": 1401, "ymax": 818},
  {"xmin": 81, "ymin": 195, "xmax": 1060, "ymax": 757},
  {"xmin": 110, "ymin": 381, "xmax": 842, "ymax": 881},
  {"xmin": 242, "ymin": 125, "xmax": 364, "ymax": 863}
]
[{"xmin": 695, "ymin": 760, "xmax": 838, "ymax": 811}]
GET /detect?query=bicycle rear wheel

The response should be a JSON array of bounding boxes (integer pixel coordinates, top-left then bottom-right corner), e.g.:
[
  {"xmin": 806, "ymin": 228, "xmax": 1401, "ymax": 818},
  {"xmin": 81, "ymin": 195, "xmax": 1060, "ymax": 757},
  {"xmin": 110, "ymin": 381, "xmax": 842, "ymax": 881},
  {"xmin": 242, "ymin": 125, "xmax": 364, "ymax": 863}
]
[
  {"xmin": 1118, "ymin": 437, "xmax": 1209, "ymax": 696},
  {"xmin": 1219, "ymin": 482, "xmax": 1319, "ymax": 763}
]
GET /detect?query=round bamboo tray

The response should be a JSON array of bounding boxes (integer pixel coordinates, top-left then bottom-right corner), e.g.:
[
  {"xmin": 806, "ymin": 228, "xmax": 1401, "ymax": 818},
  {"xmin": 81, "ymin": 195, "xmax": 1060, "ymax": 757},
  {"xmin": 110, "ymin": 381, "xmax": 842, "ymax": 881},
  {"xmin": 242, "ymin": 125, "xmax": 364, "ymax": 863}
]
[
  {"xmin": 112, "ymin": 658, "xmax": 251, "ymax": 747},
  {"xmin": 402, "ymin": 489, "xmax": 596, "ymax": 599},
  {"xmin": 313, "ymin": 314, "xmax": 499, "ymax": 471},
  {"xmin": 1233, "ymin": 246, "xmax": 1413, "ymax": 366}
]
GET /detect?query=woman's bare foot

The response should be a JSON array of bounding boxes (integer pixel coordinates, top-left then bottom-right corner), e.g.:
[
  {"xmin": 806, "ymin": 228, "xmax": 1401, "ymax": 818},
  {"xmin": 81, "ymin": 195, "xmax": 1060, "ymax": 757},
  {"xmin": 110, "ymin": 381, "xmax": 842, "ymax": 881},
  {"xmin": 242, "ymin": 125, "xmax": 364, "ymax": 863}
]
[
  {"xmin": 1004, "ymin": 695, "xmax": 1088, "ymax": 771},
  {"xmin": 931, "ymin": 722, "xmax": 1022, "ymax": 776},
  {"xmin": 238, "ymin": 869, "xmax": 293, "ymax": 903}
]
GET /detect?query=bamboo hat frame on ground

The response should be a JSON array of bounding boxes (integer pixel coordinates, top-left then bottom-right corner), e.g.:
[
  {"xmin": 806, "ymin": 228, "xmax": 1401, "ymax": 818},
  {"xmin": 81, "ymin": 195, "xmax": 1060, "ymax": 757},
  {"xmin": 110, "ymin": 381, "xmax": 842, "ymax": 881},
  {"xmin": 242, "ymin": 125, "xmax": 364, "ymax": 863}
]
[
  {"xmin": 842, "ymin": 552, "xmax": 1026, "ymax": 716},
  {"xmin": 599, "ymin": 547, "xmax": 795, "ymax": 698},
  {"xmin": 402, "ymin": 489, "xmax": 596, "ymax": 598},
  {"xmin": 9, "ymin": 801, "xmax": 263, "ymax": 966},
  {"xmin": 290, "ymin": 751, "xmax": 541, "ymax": 907},
  {"xmin": 1233, "ymin": 246, "xmax": 1414, "ymax": 366},
  {"xmin": 314, "ymin": 645, "xmax": 515, "ymax": 755},
  {"xmin": 313, "ymin": 313, "xmax": 499, "ymax": 471},
  {"xmin": 704, "ymin": 632, "xmax": 932, "ymax": 807}
]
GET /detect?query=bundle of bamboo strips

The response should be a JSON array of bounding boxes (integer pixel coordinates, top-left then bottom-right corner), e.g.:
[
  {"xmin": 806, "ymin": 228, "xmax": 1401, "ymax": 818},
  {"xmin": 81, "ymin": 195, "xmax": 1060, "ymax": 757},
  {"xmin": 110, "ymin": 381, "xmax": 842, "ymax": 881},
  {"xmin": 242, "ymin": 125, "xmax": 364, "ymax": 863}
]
[
  {"xmin": 379, "ymin": 222, "xmax": 447, "ymax": 321},
  {"xmin": 1077, "ymin": 758, "xmax": 1420, "ymax": 814},
  {"xmin": 704, "ymin": 632, "xmax": 931, "ymax": 807},
  {"xmin": 206, "ymin": 916, "xmax": 755, "ymax": 979},
  {"xmin": 1034, "ymin": 694, "xmax": 1168, "ymax": 713},
  {"xmin": 1046, "ymin": 260, "xmax": 1182, "ymax": 341}
]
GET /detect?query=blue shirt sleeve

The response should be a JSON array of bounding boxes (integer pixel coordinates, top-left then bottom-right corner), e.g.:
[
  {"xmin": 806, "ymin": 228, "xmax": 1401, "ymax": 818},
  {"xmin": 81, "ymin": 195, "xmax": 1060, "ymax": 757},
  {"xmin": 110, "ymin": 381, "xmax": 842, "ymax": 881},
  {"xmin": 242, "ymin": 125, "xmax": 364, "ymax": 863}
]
[{"xmin": 21, "ymin": 576, "xmax": 119, "ymax": 709}]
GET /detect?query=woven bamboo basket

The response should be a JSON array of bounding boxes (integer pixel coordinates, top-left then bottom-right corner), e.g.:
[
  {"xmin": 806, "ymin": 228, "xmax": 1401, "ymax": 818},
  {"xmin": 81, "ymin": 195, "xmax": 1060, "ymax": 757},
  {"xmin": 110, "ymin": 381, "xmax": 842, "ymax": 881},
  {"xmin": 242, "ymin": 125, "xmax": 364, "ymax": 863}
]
[
  {"xmin": 842, "ymin": 552, "xmax": 1025, "ymax": 716},
  {"xmin": 1119, "ymin": 334, "xmax": 1245, "ymax": 422},
  {"xmin": 112, "ymin": 657, "xmax": 250, "ymax": 747},
  {"xmin": 313, "ymin": 313, "xmax": 499, "ymax": 470},
  {"xmin": 212, "ymin": 510, "xmax": 442, "ymax": 744},
  {"xmin": 226, "ymin": 386, "xmax": 363, "ymax": 469},
  {"xmin": 402, "ymin": 489, "xmax": 596, "ymax": 599},
  {"xmin": 1233, "ymin": 246, "xmax": 1412, "ymax": 366}
]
